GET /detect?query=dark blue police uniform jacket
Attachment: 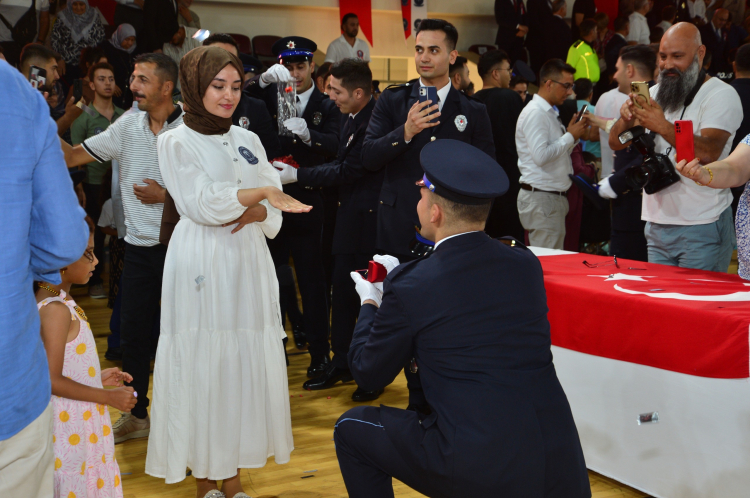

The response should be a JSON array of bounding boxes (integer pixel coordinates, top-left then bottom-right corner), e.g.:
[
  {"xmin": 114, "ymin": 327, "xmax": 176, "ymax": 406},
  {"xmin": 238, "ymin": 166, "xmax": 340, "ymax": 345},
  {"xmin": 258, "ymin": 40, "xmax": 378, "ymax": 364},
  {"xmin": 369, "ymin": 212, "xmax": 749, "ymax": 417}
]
[
  {"xmin": 297, "ymin": 97, "xmax": 383, "ymax": 255},
  {"xmin": 246, "ymin": 77, "xmax": 340, "ymax": 224},
  {"xmin": 362, "ymin": 81, "xmax": 496, "ymax": 255},
  {"xmin": 232, "ymin": 91, "xmax": 283, "ymax": 160},
  {"xmin": 345, "ymin": 232, "xmax": 590, "ymax": 497}
]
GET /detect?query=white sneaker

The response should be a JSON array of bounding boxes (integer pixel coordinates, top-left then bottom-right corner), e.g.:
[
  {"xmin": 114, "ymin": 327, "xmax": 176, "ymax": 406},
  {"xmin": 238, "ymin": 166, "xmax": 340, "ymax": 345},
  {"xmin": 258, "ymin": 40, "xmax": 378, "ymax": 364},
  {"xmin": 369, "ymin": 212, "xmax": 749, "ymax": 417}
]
[{"xmin": 113, "ymin": 413, "xmax": 150, "ymax": 443}]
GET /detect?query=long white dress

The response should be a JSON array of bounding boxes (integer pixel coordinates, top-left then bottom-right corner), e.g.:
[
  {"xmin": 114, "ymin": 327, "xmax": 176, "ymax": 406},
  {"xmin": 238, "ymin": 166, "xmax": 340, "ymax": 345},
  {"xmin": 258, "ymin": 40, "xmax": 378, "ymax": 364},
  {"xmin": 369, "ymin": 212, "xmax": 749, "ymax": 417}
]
[{"xmin": 145, "ymin": 124, "xmax": 293, "ymax": 484}]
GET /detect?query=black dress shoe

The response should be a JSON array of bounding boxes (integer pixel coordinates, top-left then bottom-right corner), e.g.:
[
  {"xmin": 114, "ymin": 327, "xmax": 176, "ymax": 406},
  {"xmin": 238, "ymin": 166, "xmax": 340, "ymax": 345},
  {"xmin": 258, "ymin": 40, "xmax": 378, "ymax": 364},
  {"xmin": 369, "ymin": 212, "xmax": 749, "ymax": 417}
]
[
  {"xmin": 307, "ymin": 355, "xmax": 330, "ymax": 378},
  {"xmin": 351, "ymin": 387, "xmax": 384, "ymax": 402},
  {"xmin": 303, "ymin": 363, "xmax": 354, "ymax": 390},
  {"xmin": 292, "ymin": 323, "xmax": 307, "ymax": 350}
]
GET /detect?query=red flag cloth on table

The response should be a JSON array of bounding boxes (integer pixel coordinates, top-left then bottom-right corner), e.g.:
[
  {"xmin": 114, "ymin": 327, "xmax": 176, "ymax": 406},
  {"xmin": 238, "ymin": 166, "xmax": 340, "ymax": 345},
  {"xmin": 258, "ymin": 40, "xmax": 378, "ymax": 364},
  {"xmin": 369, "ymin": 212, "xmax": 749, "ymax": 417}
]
[
  {"xmin": 401, "ymin": 0, "xmax": 428, "ymax": 40},
  {"xmin": 595, "ymin": 0, "xmax": 618, "ymax": 30},
  {"xmin": 538, "ymin": 252, "xmax": 750, "ymax": 379},
  {"xmin": 339, "ymin": 0, "xmax": 373, "ymax": 46}
]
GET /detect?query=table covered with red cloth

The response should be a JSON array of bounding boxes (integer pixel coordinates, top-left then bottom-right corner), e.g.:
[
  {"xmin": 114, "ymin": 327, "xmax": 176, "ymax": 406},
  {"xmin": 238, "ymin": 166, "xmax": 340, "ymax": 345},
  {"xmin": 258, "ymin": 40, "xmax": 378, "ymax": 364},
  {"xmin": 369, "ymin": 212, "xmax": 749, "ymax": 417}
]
[{"xmin": 539, "ymin": 253, "xmax": 750, "ymax": 379}]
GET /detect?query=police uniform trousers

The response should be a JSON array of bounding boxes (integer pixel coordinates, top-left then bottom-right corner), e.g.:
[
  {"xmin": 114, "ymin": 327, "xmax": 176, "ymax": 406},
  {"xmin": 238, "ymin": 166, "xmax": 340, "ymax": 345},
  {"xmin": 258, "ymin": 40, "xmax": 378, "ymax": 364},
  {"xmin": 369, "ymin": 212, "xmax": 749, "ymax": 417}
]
[
  {"xmin": 267, "ymin": 188, "xmax": 330, "ymax": 361},
  {"xmin": 330, "ymin": 253, "xmax": 372, "ymax": 369},
  {"xmin": 335, "ymin": 405, "xmax": 448, "ymax": 498},
  {"xmin": 610, "ymin": 193, "xmax": 647, "ymax": 262}
]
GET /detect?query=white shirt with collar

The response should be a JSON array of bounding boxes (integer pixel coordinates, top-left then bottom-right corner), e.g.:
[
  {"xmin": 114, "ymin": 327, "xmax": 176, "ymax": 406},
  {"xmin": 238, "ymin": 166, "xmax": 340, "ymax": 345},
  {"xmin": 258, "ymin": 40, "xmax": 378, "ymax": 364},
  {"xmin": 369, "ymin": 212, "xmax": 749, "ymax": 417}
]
[
  {"xmin": 324, "ymin": 35, "xmax": 371, "ymax": 63},
  {"xmin": 433, "ymin": 231, "xmax": 479, "ymax": 250},
  {"xmin": 627, "ymin": 11, "xmax": 651, "ymax": 45},
  {"xmin": 515, "ymin": 94, "xmax": 576, "ymax": 192},
  {"xmin": 296, "ymin": 84, "xmax": 314, "ymax": 117}
]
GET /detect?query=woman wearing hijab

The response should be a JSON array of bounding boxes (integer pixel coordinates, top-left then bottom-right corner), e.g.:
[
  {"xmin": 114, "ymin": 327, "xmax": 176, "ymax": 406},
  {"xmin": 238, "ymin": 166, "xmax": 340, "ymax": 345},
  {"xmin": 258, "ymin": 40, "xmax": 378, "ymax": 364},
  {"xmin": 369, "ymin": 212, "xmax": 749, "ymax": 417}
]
[
  {"xmin": 103, "ymin": 24, "xmax": 137, "ymax": 108},
  {"xmin": 51, "ymin": 0, "xmax": 105, "ymax": 84},
  {"xmin": 145, "ymin": 46, "xmax": 307, "ymax": 498}
]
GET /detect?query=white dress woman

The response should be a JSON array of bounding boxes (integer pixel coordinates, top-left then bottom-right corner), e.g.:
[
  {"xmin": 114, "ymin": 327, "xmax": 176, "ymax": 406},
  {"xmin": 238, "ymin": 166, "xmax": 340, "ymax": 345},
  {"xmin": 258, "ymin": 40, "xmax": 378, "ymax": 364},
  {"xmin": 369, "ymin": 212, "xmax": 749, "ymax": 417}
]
[{"xmin": 145, "ymin": 47, "xmax": 309, "ymax": 497}]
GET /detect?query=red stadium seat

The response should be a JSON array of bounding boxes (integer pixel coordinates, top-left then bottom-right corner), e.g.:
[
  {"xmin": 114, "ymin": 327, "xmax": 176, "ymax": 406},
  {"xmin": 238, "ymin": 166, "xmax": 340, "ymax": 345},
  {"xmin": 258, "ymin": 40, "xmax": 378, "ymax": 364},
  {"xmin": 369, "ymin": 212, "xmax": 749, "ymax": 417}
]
[
  {"xmin": 227, "ymin": 33, "xmax": 252, "ymax": 54},
  {"xmin": 252, "ymin": 35, "xmax": 282, "ymax": 68}
]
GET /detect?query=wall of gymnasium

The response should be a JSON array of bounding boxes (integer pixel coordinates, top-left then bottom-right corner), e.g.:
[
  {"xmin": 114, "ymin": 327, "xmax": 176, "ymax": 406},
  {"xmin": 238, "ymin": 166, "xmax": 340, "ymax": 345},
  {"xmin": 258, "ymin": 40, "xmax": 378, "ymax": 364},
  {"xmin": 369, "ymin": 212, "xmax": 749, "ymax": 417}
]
[{"xmin": 190, "ymin": 0, "xmax": 502, "ymax": 84}]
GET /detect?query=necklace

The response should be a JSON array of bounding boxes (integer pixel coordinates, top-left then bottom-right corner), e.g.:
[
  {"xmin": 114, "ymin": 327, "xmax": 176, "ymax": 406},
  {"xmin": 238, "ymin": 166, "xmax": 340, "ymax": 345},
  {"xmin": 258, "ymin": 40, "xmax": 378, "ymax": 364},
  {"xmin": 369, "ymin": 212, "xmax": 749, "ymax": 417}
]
[{"xmin": 38, "ymin": 284, "xmax": 88, "ymax": 322}]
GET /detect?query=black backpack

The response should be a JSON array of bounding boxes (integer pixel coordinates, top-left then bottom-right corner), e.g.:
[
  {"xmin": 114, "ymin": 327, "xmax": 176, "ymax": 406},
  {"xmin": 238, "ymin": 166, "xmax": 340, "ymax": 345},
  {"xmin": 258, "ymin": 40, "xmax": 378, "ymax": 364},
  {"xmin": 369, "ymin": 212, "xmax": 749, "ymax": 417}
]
[{"xmin": 0, "ymin": 0, "xmax": 38, "ymax": 46}]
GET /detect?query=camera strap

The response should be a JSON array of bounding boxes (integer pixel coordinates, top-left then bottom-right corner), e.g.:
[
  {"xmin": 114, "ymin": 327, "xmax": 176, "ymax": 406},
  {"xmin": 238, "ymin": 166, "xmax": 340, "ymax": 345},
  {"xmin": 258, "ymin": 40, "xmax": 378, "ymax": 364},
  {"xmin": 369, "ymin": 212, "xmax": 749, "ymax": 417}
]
[{"xmin": 659, "ymin": 69, "xmax": 707, "ymax": 157}]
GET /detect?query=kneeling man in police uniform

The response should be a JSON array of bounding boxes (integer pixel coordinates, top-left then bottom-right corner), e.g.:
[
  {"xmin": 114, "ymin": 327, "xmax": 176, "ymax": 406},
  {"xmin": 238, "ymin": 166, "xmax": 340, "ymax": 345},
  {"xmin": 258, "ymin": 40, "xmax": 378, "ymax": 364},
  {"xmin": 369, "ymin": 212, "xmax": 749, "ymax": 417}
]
[{"xmin": 334, "ymin": 139, "xmax": 590, "ymax": 498}]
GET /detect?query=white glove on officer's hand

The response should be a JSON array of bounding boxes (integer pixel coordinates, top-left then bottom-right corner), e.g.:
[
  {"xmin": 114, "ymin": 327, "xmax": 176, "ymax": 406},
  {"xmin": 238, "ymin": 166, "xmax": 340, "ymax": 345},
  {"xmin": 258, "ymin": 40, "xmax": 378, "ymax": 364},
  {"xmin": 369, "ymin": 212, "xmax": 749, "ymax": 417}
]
[
  {"xmin": 373, "ymin": 254, "xmax": 400, "ymax": 274},
  {"xmin": 272, "ymin": 161, "xmax": 298, "ymax": 184},
  {"xmin": 283, "ymin": 117, "xmax": 311, "ymax": 143},
  {"xmin": 350, "ymin": 271, "xmax": 384, "ymax": 307},
  {"xmin": 259, "ymin": 64, "xmax": 292, "ymax": 87}
]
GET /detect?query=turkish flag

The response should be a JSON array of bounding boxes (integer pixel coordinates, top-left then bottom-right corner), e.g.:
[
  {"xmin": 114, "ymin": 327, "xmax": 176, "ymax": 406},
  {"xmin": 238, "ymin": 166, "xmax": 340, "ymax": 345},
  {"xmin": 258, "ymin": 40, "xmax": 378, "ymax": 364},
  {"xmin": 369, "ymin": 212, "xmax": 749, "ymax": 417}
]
[
  {"xmin": 89, "ymin": 0, "xmax": 115, "ymax": 26},
  {"xmin": 339, "ymin": 0, "xmax": 373, "ymax": 46},
  {"xmin": 595, "ymin": 0, "xmax": 618, "ymax": 30},
  {"xmin": 401, "ymin": 0, "xmax": 428, "ymax": 40},
  {"xmin": 539, "ymin": 253, "xmax": 750, "ymax": 379}
]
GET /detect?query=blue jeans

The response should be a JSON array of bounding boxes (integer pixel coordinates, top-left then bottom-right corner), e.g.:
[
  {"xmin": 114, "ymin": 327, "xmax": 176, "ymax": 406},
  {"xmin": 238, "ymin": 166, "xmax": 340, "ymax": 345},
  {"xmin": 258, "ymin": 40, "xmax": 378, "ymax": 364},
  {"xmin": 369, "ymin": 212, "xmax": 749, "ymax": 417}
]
[{"xmin": 645, "ymin": 207, "xmax": 736, "ymax": 272}]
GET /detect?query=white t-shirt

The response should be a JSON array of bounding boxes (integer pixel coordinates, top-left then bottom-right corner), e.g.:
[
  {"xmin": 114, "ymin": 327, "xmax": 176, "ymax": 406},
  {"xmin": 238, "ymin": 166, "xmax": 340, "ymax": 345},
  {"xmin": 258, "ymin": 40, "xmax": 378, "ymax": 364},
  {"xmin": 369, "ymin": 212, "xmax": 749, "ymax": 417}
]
[
  {"xmin": 627, "ymin": 12, "xmax": 651, "ymax": 45},
  {"xmin": 97, "ymin": 198, "xmax": 115, "ymax": 230},
  {"xmin": 324, "ymin": 35, "xmax": 370, "ymax": 63},
  {"xmin": 596, "ymin": 88, "xmax": 629, "ymax": 177},
  {"xmin": 0, "ymin": 0, "xmax": 50, "ymax": 43},
  {"xmin": 642, "ymin": 77, "xmax": 743, "ymax": 225}
]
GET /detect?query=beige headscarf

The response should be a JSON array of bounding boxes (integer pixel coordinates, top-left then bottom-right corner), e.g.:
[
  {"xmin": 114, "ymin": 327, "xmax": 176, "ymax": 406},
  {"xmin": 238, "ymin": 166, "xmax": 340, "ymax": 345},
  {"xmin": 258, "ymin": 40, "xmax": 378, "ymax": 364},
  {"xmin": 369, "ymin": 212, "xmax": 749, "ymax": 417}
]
[{"xmin": 179, "ymin": 46, "xmax": 244, "ymax": 135}]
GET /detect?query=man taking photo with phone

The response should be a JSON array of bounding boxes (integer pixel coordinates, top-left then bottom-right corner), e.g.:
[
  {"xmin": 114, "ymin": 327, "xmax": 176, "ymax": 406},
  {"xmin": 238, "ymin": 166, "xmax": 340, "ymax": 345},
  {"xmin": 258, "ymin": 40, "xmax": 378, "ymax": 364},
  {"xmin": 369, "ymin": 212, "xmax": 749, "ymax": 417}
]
[{"xmin": 609, "ymin": 22, "xmax": 742, "ymax": 272}]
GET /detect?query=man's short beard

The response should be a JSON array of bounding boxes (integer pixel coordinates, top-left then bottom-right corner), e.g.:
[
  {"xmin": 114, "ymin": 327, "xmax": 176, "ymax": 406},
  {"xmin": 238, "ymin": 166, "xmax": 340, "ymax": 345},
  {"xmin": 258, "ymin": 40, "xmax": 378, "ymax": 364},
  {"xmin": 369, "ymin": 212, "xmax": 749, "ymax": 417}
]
[{"xmin": 655, "ymin": 55, "xmax": 701, "ymax": 113}]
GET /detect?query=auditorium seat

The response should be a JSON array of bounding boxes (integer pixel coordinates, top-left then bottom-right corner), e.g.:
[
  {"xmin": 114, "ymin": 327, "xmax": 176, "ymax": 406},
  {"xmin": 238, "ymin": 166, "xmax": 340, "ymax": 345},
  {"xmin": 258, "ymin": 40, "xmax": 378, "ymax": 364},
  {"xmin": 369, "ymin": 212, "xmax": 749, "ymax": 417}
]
[
  {"xmin": 228, "ymin": 33, "xmax": 252, "ymax": 54},
  {"xmin": 252, "ymin": 35, "xmax": 282, "ymax": 68}
]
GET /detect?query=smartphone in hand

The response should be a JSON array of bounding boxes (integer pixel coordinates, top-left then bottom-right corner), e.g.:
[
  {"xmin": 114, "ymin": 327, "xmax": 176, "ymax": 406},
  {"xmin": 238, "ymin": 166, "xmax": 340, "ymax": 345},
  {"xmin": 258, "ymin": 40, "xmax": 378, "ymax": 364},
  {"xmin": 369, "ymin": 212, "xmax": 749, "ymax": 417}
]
[
  {"xmin": 630, "ymin": 81, "xmax": 650, "ymax": 109},
  {"xmin": 29, "ymin": 65, "xmax": 47, "ymax": 91},
  {"xmin": 576, "ymin": 104, "xmax": 588, "ymax": 123},
  {"xmin": 418, "ymin": 86, "xmax": 439, "ymax": 124},
  {"xmin": 675, "ymin": 120, "xmax": 695, "ymax": 164}
]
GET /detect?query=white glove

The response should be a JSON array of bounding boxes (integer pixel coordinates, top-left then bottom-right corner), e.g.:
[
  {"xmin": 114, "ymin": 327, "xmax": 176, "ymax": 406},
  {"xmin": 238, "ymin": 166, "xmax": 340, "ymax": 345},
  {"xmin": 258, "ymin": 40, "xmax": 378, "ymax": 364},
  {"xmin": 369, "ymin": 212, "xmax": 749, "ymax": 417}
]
[
  {"xmin": 259, "ymin": 64, "xmax": 292, "ymax": 87},
  {"xmin": 272, "ymin": 161, "xmax": 298, "ymax": 184},
  {"xmin": 373, "ymin": 254, "xmax": 400, "ymax": 274},
  {"xmin": 350, "ymin": 271, "xmax": 384, "ymax": 307},
  {"xmin": 283, "ymin": 117, "xmax": 311, "ymax": 143},
  {"xmin": 597, "ymin": 176, "xmax": 617, "ymax": 199}
]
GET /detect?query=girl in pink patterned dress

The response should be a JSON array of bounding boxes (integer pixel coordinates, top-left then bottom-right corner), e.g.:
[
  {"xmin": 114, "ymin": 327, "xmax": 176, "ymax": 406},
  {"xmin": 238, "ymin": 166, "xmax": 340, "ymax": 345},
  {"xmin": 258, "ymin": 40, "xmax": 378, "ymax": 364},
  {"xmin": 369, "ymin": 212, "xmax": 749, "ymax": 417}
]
[{"xmin": 36, "ymin": 228, "xmax": 138, "ymax": 498}]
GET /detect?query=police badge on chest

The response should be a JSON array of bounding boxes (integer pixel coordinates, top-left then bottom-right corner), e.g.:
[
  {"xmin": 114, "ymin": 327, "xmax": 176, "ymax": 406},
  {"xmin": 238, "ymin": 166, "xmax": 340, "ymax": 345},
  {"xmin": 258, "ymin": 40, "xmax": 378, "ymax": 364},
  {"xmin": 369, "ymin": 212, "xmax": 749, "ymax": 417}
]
[
  {"xmin": 313, "ymin": 111, "xmax": 322, "ymax": 126},
  {"xmin": 239, "ymin": 117, "xmax": 250, "ymax": 129}
]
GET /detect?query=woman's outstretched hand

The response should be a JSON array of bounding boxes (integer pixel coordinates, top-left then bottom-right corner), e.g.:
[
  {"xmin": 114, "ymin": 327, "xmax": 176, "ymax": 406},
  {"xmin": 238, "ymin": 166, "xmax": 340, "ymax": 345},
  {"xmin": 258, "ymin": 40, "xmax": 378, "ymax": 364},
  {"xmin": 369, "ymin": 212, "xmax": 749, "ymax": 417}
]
[
  {"xmin": 265, "ymin": 187, "xmax": 312, "ymax": 213},
  {"xmin": 676, "ymin": 158, "xmax": 710, "ymax": 185}
]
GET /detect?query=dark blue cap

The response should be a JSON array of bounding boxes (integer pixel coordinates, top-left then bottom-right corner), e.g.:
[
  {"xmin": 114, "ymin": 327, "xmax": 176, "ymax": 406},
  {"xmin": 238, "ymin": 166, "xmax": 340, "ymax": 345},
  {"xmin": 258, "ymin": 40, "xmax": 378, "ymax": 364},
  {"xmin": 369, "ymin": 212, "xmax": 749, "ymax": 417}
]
[
  {"xmin": 239, "ymin": 53, "xmax": 263, "ymax": 74},
  {"xmin": 272, "ymin": 37, "xmax": 317, "ymax": 63},
  {"xmin": 418, "ymin": 139, "xmax": 508, "ymax": 205}
]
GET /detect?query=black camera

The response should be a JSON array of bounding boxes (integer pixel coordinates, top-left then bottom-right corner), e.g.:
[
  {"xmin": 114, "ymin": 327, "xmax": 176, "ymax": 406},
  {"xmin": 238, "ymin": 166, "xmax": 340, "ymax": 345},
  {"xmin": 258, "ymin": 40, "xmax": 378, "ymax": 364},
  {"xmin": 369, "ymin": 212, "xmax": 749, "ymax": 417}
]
[{"xmin": 618, "ymin": 126, "xmax": 680, "ymax": 194}]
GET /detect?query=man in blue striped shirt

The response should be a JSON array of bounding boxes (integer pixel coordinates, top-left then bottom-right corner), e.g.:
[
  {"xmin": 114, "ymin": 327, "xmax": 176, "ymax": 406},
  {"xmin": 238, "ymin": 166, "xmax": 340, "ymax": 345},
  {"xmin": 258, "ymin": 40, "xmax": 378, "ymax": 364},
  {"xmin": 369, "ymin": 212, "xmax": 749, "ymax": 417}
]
[{"xmin": 0, "ymin": 59, "xmax": 88, "ymax": 497}]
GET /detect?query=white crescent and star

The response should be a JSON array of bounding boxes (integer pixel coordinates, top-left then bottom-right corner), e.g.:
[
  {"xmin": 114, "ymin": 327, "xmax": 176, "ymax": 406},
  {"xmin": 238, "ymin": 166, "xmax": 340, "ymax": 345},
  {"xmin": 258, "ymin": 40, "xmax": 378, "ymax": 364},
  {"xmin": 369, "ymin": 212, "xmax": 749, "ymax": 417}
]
[{"xmin": 588, "ymin": 274, "xmax": 750, "ymax": 301}]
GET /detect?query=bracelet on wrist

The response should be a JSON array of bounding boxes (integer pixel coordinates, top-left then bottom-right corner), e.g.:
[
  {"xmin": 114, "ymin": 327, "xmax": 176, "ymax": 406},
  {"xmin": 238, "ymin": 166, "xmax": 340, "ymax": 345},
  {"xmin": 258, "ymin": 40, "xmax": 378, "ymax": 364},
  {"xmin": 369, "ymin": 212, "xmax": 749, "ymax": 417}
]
[{"xmin": 694, "ymin": 166, "xmax": 713, "ymax": 186}]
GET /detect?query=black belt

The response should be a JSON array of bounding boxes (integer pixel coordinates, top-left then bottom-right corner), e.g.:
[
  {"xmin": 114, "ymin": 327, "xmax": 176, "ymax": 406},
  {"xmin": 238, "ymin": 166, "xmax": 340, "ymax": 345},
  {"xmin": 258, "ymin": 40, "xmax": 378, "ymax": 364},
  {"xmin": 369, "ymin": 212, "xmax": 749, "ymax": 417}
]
[{"xmin": 520, "ymin": 183, "xmax": 567, "ymax": 195}]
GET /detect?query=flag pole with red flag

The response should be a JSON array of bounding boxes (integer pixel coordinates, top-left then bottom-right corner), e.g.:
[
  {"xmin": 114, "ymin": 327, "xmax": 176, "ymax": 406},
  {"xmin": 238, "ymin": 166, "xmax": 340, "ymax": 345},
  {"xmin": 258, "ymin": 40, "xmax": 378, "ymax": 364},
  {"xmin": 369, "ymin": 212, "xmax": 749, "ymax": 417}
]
[{"xmin": 339, "ymin": 0, "xmax": 373, "ymax": 47}]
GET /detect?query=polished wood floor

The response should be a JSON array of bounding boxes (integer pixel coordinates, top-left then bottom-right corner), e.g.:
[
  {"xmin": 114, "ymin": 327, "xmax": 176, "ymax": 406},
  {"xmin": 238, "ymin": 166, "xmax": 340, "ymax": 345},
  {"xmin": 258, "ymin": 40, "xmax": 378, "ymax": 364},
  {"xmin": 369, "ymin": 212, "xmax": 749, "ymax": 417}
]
[{"xmin": 75, "ymin": 279, "xmax": 653, "ymax": 498}]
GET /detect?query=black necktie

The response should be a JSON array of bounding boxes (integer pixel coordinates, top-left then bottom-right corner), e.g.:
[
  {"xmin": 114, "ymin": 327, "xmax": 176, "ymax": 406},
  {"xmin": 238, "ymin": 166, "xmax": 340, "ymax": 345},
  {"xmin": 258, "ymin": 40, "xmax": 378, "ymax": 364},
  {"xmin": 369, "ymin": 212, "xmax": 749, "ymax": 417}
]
[{"xmin": 344, "ymin": 116, "xmax": 355, "ymax": 137}]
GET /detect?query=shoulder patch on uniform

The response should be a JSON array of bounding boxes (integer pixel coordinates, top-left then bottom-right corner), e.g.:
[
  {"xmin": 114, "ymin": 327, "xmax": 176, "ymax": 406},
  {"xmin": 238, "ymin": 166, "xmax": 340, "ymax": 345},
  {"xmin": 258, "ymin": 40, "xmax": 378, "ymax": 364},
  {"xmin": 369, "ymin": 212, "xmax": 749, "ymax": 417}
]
[
  {"xmin": 497, "ymin": 237, "xmax": 528, "ymax": 250},
  {"xmin": 385, "ymin": 83, "xmax": 410, "ymax": 92}
]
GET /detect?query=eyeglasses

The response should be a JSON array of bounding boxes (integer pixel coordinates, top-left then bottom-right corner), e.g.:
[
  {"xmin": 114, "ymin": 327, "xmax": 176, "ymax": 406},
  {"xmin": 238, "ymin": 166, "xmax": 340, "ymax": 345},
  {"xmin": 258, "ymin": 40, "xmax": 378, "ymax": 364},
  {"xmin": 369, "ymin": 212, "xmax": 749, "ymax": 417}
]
[
  {"xmin": 495, "ymin": 66, "xmax": 512, "ymax": 73},
  {"xmin": 550, "ymin": 80, "xmax": 575, "ymax": 91},
  {"xmin": 583, "ymin": 256, "xmax": 619, "ymax": 269},
  {"xmin": 515, "ymin": 90, "xmax": 528, "ymax": 96},
  {"xmin": 83, "ymin": 249, "xmax": 95, "ymax": 263}
]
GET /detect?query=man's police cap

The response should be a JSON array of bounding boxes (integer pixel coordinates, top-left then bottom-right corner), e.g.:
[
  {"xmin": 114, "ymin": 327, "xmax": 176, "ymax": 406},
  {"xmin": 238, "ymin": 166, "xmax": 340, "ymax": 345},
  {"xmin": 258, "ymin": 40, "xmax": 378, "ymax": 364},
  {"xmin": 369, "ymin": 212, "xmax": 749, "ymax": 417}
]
[
  {"xmin": 273, "ymin": 37, "xmax": 316, "ymax": 64},
  {"xmin": 239, "ymin": 53, "xmax": 263, "ymax": 74},
  {"xmin": 417, "ymin": 139, "xmax": 508, "ymax": 205}
]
